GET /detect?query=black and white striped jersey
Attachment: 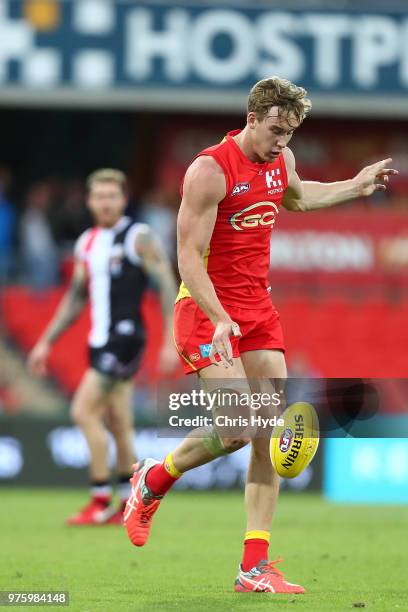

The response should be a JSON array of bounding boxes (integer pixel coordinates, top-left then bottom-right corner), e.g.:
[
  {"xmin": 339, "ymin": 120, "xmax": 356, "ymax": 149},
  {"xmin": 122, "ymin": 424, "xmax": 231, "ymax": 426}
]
[{"xmin": 75, "ymin": 216, "xmax": 149, "ymax": 349}]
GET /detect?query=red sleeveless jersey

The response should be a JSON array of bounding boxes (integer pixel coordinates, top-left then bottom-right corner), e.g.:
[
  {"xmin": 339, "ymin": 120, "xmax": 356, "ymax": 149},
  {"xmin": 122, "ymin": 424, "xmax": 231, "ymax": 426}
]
[{"xmin": 177, "ymin": 129, "xmax": 288, "ymax": 310}]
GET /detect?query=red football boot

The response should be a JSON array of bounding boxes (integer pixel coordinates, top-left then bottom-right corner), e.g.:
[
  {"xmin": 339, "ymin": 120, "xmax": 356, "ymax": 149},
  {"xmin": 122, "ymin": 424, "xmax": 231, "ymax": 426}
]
[
  {"xmin": 123, "ymin": 459, "xmax": 162, "ymax": 546},
  {"xmin": 65, "ymin": 498, "xmax": 111, "ymax": 526},
  {"xmin": 104, "ymin": 502, "xmax": 127, "ymax": 525},
  {"xmin": 234, "ymin": 558, "xmax": 305, "ymax": 594}
]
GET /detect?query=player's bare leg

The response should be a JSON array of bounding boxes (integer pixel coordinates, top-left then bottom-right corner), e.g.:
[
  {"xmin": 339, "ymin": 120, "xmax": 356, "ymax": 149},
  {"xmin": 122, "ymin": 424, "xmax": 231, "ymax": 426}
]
[
  {"xmin": 67, "ymin": 369, "xmax": 114, "ymax": 525},
  {"xmin": 71, "ymin": 369, "xmax": 111, "ymax": 481},
  {"xmin": 105, "ymin": 379, "xmax": 136, "ymax": 522},
  {"xmin": 241, "ymin": 349, "xmax": 286, "ymax": 533},
  {"xmin": 170, "ymin": 358, "xmax": 250, "ymax": 471},
  {"xmin": 107, "ymin": 379, "xmax": 135, "ymax": 474},
  {"xmin": 123, "ymin": 349, "xmax": 304, "ymax": 592},
  {"xmin": 233, "ymin": 349, "xmax": 303, "ymax": 593},
  {"xmin": 123, "ymin": 358, "xmax": 251, "ymax": 545}
]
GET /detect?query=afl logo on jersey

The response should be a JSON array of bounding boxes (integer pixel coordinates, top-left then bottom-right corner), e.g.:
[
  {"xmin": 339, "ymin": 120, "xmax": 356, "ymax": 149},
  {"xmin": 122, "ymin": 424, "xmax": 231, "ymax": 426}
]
[
  {"xmin": 231, "ymin": 182, "xmax": 250, "ymax": 196},
  {"xmin": 229, "ymin": 201, "xmax": 279, "ymax": 231}
]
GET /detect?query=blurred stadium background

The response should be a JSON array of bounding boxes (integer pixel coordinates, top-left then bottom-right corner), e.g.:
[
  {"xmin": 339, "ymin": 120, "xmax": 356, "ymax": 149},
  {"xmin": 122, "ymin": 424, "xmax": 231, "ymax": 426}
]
[{"xmin": 1, "ymin": 0, "xmax": 408, "ymax": 519}]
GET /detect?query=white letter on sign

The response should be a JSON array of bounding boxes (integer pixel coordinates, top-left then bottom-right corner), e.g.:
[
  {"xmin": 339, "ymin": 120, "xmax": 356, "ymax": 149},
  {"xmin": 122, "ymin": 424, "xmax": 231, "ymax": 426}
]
[
  {"xmin": 191, "ymin": 10, "xmax": 255, "ymax": 83},
  {"xmin": 126, "ymin": 8, "xmax": 188, "ymax": 81},
  {"xmin": 303, "ymin": 14, "xmax": 350, "ymax": 88},
  {"xmin": 400, "ymin": 18, "xmax": 408, "ymax": 87},
  {"xmin": 256, "ymin": 13, "xmax": 304, "ymax": 81},
  {"xmin": 353, "ymin": 16, "xmax": 400, "ymax": 88}
]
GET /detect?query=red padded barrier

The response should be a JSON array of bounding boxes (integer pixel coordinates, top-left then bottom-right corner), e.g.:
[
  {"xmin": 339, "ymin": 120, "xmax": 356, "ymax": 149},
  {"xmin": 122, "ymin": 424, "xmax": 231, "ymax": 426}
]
[
  {"xmin": 1, "ymin": 287, "xmax": 183, "ymax": 395},
  {"xmin": 1, "ymin": 289, "xmax": 407, "ymax": 394}
]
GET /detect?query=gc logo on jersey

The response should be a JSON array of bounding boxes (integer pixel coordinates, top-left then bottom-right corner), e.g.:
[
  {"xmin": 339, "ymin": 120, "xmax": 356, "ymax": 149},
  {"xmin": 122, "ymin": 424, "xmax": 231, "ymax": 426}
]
[
  {"xmin": 231, "ymin": 182, "xmax": 250, "ymax": 196},
  {"xmin": 229, "ymin": 201, "xmax": 279, "ymax": 231}
]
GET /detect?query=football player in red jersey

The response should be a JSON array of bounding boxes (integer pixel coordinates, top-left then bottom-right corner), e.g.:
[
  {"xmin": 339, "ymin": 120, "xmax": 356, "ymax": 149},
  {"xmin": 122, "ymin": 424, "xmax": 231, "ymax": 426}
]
[{"xmin": 124, "ymin": 77, "xmax": 398, "ymax": 593}]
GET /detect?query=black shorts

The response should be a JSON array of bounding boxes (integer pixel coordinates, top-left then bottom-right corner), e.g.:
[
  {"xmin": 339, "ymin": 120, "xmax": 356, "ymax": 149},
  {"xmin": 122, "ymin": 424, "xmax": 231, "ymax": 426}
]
[{"xmin": 89, "ymin": 335, "xmax": 145, "ymax": 380}]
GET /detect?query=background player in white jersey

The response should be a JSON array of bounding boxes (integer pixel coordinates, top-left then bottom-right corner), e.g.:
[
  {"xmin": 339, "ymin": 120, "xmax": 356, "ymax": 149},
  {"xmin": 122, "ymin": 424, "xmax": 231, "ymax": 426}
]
[{"xmin": 28, "ymin": 169, "xmax": 178, "ymax": 525}]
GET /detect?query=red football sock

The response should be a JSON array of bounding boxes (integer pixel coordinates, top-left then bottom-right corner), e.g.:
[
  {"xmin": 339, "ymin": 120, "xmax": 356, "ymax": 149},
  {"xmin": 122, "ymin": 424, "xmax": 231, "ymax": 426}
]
[
  {"xmin": 145, "ymin": 453, "xmax": 181, "ymax": 496},
  {"xmin": 92, "ymin": 494, "xmax": 111, "ymax": 507},
  {"xmin": 242, "ymin": 534, "xmax": 270, "ymax": 571},
  {"xmin": 90, "ymin": 481, "xmax": 112, "ymax": 506}
]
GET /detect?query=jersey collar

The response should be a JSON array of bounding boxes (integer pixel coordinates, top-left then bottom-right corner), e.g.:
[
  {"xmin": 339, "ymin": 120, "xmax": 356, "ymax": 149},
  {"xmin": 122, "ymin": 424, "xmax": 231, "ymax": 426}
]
[
  {"xmin": 227, "ymin": 129, "xmax": 270, "ymax": 171},
  {"xmin": 100, "ymin": 216, "xmax": 131, "ymax": 234}
]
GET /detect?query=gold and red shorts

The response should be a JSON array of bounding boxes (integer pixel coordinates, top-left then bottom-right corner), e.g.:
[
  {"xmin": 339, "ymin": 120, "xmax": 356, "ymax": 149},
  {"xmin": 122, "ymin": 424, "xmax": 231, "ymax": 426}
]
[{"xmin": 174, "ymin": 297, "xmax": 285, "ymax": 375}]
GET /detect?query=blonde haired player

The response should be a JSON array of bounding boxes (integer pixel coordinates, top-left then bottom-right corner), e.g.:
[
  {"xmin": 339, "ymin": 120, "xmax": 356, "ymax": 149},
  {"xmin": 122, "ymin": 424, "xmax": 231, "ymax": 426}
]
[
  {"xmin": 123, "ymin": 78, "xmax": 397, "ymax": 592},
  {"xmin": 28, "ymin": 169, "xmax": 178, "ymax": 525}
]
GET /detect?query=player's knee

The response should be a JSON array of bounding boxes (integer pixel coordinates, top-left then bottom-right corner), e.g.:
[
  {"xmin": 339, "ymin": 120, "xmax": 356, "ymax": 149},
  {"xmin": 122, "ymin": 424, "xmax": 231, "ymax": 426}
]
[
  {"xmin": 220, "ymin": 436, "xmax": 249, "ymax": 453},
  {"xmin": 70, "ymin": 402, "xmax": 95, "ymax": 428},
  {"xmin": 108, "ymin": 417, "xmax": 129, "ymax": 439},
  {"xmin": 71, "ymin": 404, "xmax": 85, "ymax": 427},
  {"xmin": 202, "ymin": 426, "xmax": 249, "ymax": 457}
]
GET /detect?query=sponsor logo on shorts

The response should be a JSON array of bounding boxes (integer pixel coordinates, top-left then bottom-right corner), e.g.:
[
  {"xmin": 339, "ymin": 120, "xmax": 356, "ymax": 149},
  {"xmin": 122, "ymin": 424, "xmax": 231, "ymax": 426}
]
[
  {"xmin": 279, "ymin": 428, "xmax": 293, "ymax": 453},
  {"xmin": 189, "ymin": 352, "xmax": 200, "ymax": 362},
  {"xmin": 98, "ymin": 352, "xmax": 118, "ymax": 372},
  {"xmin": 231, "ymin": 182, "xmax": 250, "ymax": 196},
  {"xmin": 115, "ymin": 320, "xmax": 135, "ymax": 335},
  {"xmin": 199, "ymin": 343, "xmax": 212, "ymax": 358}
]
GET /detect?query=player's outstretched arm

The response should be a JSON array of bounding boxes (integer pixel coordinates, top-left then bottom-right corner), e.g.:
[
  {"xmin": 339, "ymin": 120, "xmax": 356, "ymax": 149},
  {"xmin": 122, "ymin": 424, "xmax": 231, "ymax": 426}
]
[
  {"xmin": 177, "ymin": 156, "xmax": 241, "ymax": 367},
  {"xmin": 282, "ymin": 148, "xmax": 398, "ymax": 212},
  {"xmin": 27, "ymin": 260, "xmax": 88, "ymax": 376},
  {"xmin": 135, "ymin": 227, "xmax": 179, "ymax": 372}
]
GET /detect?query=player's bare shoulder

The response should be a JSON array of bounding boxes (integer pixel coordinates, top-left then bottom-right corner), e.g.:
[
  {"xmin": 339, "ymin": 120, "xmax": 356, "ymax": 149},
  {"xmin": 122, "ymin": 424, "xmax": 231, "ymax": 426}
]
[
  {"xmin": 282, "ymin": 146, "xmax": 304, "ymax": 210},
  {"xmin": 178, "ymin": 155, "xmax": 225, "ymax": 252},
  {"xmin": 183, "ymin": 155, "xmax": 226, "ymax": 204}
]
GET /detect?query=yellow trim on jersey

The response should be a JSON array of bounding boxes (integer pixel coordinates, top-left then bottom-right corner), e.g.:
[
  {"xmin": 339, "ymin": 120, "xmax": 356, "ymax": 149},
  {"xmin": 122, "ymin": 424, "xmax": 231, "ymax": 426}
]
[{"xmin": 175, "ymin": 246, "xmax": 210, "ymax": 303}]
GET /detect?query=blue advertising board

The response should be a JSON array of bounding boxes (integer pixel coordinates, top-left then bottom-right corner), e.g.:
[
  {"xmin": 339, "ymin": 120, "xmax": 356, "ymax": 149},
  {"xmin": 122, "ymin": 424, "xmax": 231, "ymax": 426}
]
[
  {"xmin": 0, "ymin": 1, "xmax": 408, "ymax": 113},
  {"xmin": 324, "ymin": 436, "xmax": 408, "ymax": 504},
  {"xmin": 0, "ymin": 419, "xmax": 322, "ymax": 491}
]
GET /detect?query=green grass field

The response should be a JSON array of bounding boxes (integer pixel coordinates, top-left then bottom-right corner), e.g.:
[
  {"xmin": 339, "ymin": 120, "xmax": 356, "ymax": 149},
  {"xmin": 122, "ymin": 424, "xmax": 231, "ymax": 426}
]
[{"xmin": 0, "ymin": 489, "xmax": 407, "ymax": 611}]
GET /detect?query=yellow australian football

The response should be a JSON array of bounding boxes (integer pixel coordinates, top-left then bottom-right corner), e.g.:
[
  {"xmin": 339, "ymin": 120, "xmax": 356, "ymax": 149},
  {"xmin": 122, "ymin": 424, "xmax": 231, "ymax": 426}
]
[{"xmin": 270, "ymin": 402, "xmax": 320, "ymax": 478}]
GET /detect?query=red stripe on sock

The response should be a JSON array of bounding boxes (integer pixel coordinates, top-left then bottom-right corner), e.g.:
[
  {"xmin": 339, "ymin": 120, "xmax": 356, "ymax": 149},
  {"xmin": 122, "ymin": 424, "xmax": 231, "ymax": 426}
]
[
  {"xmin": 145, "ymin": 463, "xmax": 178, "ymax": 496},
  {"xmin": 242, "ymin": 539, "xmax": 269, "ymax": 572}
]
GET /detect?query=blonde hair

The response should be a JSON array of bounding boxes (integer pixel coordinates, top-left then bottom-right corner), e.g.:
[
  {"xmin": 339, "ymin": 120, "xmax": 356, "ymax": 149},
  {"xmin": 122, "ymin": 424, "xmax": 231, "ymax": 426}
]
[
  {"xmin": 248, "ymin": 77, "xmax": 312, "ymax": 125},
  {"xmin": 86, "ymin": 168, "xmax": 127, "ymax": 193}
]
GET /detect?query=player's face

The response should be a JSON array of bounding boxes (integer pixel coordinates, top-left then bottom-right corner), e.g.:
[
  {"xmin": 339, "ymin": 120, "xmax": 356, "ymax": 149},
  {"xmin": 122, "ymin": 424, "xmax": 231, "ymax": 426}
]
[
  {"xmin": 87, "ymin": 181, "xmax": 127, "ymax": 227},
  {"xmin": 249, "ymin": 107, "xmax": 300, "ymax": 163}
]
